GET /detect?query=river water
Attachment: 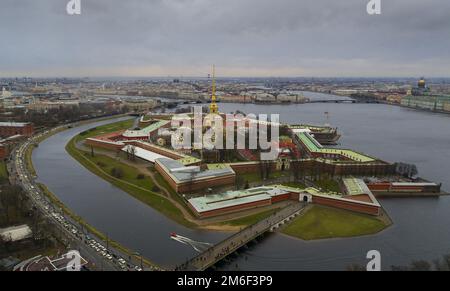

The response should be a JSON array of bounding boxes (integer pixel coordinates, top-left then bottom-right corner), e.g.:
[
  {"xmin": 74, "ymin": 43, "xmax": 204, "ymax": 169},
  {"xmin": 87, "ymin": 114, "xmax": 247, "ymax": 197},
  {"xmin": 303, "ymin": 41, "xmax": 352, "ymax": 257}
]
[{"xmin": 33, "ymin": 94, "xmax": 450, "ymax": 270}]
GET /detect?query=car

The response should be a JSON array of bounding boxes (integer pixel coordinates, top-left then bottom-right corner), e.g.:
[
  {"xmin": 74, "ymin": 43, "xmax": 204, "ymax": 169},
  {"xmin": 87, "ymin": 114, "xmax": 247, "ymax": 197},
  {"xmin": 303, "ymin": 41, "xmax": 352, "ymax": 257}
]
[
  {"xmin": 134, "ymin": 266, "xmax": 143, "ymax": 271},
  {"xmin": 118, "ymin": 258, "xmax": 126, "ymax": 264}
]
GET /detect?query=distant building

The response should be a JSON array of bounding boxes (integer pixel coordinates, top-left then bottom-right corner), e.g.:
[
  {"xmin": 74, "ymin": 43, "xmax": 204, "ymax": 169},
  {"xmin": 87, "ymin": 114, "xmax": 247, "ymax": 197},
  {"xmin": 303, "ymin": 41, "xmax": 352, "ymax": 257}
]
[
  {"xmin": 1, "ymin": 87, "xmax": 12, "ymax": 98},
  {"xmin": 401, "ymin": 78, "xmax": 450, "ymax": 112},
  {"xmin": 122, "ymin": 99, "xmax": 157, "ymax": 112},
  {"xmin": 27, "ymin": 101, "xmax": 79, "ymax": 112},
  {"xmin": 0, "ymin": 122, "xmax": 34, "ymax": 138},
  {"xmin": 0, "ymin": 134, "xmax": 26, "ymax": 159},
  {"xmin": 0, "ymin": 225, "xmax": 32, "ymax": 242}
]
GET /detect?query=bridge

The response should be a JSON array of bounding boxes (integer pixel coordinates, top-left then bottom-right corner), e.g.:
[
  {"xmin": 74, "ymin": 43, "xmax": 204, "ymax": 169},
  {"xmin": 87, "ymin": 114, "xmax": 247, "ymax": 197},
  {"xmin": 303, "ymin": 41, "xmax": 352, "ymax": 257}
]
[
  {"xmin": 307, "ymin": 99, "xmax": 355, "ymax": 103},
  {"xmin": 177, "ymin": 203, "xmax": 306, "ymax": 271}
]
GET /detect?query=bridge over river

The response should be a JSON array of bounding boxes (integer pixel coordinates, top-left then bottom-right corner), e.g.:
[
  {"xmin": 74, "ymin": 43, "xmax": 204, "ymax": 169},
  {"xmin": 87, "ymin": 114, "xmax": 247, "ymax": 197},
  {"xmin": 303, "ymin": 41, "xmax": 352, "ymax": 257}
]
[
  {"xmin": 307, "ymin": 99, "xmax": 355, "ymax": 103},
  {"xmin": 177, "ymin": 203, "xmax": 306, "ymax": 271}
]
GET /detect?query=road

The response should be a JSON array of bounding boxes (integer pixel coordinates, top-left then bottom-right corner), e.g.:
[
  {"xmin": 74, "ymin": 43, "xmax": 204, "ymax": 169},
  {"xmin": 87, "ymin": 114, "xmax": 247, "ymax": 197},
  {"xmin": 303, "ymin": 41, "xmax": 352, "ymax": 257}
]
[{"xmin": 8, "ymin": 123, "xmax": 157, "ymax": 271}]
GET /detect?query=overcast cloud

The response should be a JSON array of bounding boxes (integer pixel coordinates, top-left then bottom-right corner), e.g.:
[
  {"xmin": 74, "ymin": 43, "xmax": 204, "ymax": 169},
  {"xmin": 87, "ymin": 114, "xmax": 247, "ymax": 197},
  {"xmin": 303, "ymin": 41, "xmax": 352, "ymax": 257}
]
[{"xmin": 1, "ymin": 0, "xmax": 450, "ymax": 77}]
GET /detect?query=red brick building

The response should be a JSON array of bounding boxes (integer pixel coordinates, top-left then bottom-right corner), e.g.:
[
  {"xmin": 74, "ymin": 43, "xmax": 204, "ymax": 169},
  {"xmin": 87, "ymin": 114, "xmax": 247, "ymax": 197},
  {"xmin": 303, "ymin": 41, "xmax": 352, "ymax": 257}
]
[{"xmin": 0, "ymin": 122, "xmax": 34, "ymax": 138}]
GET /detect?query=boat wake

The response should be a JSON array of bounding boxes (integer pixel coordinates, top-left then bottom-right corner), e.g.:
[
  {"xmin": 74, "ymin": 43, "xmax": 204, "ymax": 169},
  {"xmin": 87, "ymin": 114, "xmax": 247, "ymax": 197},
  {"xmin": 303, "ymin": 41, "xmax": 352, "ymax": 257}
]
[{"xmin": 170, "ymin": 233, "xmax": 213, "ymax": 253}]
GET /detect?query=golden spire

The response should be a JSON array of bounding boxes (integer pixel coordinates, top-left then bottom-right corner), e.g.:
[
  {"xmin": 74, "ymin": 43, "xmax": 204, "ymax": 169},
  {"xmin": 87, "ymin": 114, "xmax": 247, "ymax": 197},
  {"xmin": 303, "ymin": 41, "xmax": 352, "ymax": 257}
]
[{"xmin": 209, "ymin": 65, "xmax": 219, "ymax": 114}]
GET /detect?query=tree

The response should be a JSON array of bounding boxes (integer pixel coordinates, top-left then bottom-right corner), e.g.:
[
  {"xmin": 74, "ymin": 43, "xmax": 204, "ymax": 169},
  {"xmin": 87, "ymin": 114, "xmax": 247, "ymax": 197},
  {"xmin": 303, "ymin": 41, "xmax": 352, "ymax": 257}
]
[
  {"xmin": 127, "ymin": 145, "xmax": 137, "ymax": 161},
  {"xmin": 409, "ymin": 260, "xmax": 432, "ymax": 271},
  {"xmin": 395, "ymin": 162, "xmax": 418, "ymax": 178}
]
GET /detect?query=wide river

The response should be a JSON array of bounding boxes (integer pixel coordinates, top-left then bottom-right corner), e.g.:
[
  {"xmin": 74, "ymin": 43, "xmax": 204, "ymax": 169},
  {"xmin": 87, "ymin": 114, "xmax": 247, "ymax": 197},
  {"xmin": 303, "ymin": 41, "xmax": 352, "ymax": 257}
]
[{"xmin": 33, "ymin": 94, "xmax": 450, "ymax": 270}]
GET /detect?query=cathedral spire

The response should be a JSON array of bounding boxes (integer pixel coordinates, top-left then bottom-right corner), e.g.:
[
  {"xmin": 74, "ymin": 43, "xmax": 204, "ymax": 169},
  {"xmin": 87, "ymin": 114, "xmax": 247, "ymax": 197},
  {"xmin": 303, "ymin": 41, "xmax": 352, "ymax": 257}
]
[{"xmin": 209, "ymin": 65, "xmax": 219, "ymax": 114}]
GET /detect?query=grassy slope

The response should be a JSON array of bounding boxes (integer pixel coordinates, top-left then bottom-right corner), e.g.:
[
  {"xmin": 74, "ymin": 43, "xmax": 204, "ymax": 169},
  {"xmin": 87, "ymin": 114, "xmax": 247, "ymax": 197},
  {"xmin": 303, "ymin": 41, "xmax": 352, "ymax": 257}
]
[
  {"xmin": 314, "ymin": 178, "xmax": 341, "ymax": 192},
  {"xmin": 282, "ymin": 205, "xmax": 387, "ymax": 240},
  {"xmin": 66, "ymin": 138, "xmax": 195, "ymax": 228},
  {"xmin": 0, "ymin": 161, "xmax": 8, "ymax": 182},
  {"xmin": 76, "ymin": 119, "xmax": 135, "ymax": 142}
]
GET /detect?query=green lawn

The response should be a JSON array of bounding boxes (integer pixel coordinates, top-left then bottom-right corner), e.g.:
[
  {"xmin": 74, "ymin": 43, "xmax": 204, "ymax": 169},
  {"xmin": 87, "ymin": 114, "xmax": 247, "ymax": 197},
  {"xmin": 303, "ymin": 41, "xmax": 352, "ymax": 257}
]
[
  {"xmin": 87, "ymin": 153, "xmax": 156, "ymax": 190},
  {"xmin": 76, "ymin": 119, "xmax": 134, "ymax": 142},
  {"xmin": 314, "ymin": 178, "xmax": 341, "ymax": 192},
  {"xmin": 282, "ymin": 205, "xmax": 387, "ymax": 240},
  {"xmin": 66, "ymin": 135, "xmax": 195, "ymax": 228},
  {"xmin": 240, "ymin": 171, "xmax": 291, "ymax": 184},
  {"xmin": 220, "ymin": 208, "xmax": 279, "ymax": 227},
  {"xmin": 0, "ymin": 161, "xmax": 8, "ymax": 183}
]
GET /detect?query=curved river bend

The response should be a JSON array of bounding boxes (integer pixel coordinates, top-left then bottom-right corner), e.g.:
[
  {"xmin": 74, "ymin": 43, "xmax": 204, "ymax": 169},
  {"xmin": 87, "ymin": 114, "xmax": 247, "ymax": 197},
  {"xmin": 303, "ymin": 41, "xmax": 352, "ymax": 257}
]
[
  {"xmin": 32, "ymin": 117, "xmax": 229, "ymax": 269},
  {"xmin": 33, "ymin": 98, "xmax": 450, "ymax": 270}
]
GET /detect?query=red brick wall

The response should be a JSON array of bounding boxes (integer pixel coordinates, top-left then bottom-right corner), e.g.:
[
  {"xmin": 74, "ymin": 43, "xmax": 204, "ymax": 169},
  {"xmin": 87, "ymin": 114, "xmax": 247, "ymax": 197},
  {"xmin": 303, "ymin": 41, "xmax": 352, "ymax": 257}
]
[
  {"xmin": 190, "ymin": 198, "xmax": 272, "ymax": 218},
  {"xmin": 155, "ymin": 161, "xmax": 178, "ymax": 192},
  {"xmin": 155, "ymin": 160, "xmax": 236, "ymax": 194},
  {"xmin": 312, "ymin": 195, "xmax": 380, "ymax": 216},
  {"xmin": 176, "ymin": 175, "xmax": 236, "ymax": 194},
  {"xmin": 270, "ymin": 193, "xmax": 291, "ymax": 204},
  {"xmin": 230, "ymin": 162, "xmax": 277, "ymax": 174},
  {"xmin": 0, "ymin": 124, "xmax": 34, "ymax": 137},
  {"xmin": 367, "ymin": 183, "xmax": 391, "ymax": 191},
  {"xmin": 85, "ymin": 139, "xmax": 123, "ymax": 151},
  {"xmin": 0, "ymin": 145, "xmax": 8, "ymax": 159},
  {"xmin": 125, "ymin": 141, "xmax": 184, "ymax": 160}
]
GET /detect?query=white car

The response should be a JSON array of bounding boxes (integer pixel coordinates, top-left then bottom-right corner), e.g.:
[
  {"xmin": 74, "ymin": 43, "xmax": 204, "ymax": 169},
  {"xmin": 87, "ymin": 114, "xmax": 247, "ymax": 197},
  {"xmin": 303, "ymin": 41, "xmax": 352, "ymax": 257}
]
[{"xmin": 118, "ymin": 258, "xmax": 126, "ymax": 264}]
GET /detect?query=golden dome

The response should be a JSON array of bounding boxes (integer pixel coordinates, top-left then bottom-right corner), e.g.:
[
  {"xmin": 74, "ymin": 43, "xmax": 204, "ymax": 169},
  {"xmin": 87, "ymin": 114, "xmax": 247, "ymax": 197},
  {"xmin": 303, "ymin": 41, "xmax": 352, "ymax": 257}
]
[{"xmin": 418, "ymin": 78, "xmax": 426, "ymax": 88}]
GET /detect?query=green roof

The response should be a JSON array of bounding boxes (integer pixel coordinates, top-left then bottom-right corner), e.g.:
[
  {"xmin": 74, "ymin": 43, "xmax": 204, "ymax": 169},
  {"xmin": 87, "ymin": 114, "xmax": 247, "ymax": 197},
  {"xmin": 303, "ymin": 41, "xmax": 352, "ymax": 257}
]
[
  {"xmin": 342, "ymin": 177, "xmax": 368, "ymax": 195},
  {"xmin": 297, "ymin": 132, "xmax": 375, "ymax": 163},
  {"xmin": 123, "ymin": 120, "xmax": 170, "ymax": 137},
  {"xmin": 207, "ymin": 163, "xmax": 230, "ymax": 170},
  {"xmin": 142, "ymin": 120, "xmax": 170, "ymax": 134},
  {"xmin": 178, "ymin": 156, "xmax": 202, "ymax": 166}
]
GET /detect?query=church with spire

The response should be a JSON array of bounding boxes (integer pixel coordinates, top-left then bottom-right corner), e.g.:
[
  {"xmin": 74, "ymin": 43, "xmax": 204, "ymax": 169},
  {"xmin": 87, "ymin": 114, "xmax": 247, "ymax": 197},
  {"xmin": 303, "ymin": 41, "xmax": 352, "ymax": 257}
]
[{"xmin": 209, "ymin": 65, "xmax": 219, "ymax": 114}]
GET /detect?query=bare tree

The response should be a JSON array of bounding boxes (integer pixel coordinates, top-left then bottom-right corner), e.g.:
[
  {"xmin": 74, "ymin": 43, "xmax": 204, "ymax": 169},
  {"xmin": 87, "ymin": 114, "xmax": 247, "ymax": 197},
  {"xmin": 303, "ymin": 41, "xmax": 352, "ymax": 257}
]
[{"xmin": 127, "ymin": 145, "xmax": 137, "ymax": 161}]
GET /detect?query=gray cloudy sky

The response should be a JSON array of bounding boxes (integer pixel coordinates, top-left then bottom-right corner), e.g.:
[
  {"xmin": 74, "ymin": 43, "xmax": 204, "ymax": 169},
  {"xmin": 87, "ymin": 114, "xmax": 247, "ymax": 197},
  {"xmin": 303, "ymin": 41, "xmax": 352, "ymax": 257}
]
[{"xmin": 1, "ymin": 0, "xmax": 450, "ymax": 77}]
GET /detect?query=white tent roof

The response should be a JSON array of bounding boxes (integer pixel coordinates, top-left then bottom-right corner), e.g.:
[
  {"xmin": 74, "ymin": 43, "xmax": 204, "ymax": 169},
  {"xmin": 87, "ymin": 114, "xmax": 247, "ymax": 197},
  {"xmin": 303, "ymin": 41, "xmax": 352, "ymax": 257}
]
[{"xmin": 121, "ymin": 145, "xmax": 173, "ymax": 163}]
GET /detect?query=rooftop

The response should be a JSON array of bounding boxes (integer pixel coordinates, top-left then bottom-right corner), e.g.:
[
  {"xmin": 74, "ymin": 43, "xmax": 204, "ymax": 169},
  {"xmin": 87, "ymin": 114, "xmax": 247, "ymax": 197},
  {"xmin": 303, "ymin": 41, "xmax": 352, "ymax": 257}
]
[
  {"xmin": 296, "ymin": 132, "xmax": 375, "ymax": 163},
  {"xmin": 0, "ymin": 225, "xmax": 32, "ymax": 242},
  {"xmin": 122, "ymin": 120, "xmax": 170, "ymax": 138},
  {"xmin": 0, "ymin": 122, "xmax": 31, "ymax": 127},
  {"xmin": 343, "ymin": 177, "xmax": 372, "ymax": 196},
  {"xmin": 188, "ymin": 186, "xmax": 289, "ymax": 213},
  {"xmin": 121, "ymin": 145, "xmax": 172, "ymax": 163},
  {"xmin": 342, "ymin": 177, "xmax": 380, "ymax": 207},
  {"xmin": 156, "ymin": 158, "xmax": 235, "ymax": 183}
]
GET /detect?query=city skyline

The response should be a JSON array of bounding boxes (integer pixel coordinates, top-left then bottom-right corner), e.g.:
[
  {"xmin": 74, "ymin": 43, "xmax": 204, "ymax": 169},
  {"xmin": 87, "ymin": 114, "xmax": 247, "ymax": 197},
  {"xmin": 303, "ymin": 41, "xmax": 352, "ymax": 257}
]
[{"xmin": 1, "ymin": 0, "xmax": 450, "ymax": 78}]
